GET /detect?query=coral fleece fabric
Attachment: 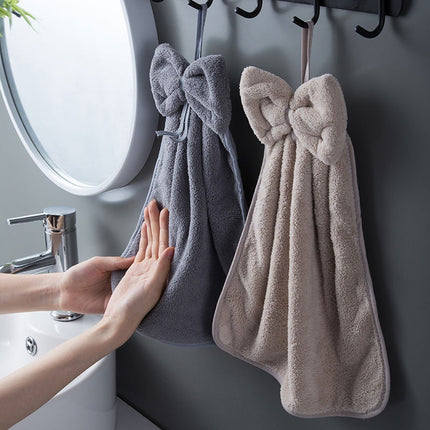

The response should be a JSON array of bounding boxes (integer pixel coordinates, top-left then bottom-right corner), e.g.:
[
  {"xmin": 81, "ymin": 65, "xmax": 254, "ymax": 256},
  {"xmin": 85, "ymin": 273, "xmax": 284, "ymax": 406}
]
[{"xmin": 212, "ymin": 67, "xmax": 390, "ymax": 418}]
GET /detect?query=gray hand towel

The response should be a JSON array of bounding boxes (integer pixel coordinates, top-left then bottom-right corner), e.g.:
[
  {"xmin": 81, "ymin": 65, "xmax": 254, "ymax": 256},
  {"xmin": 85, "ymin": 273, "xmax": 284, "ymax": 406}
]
[
  {"xmin": 212, "ymin": 67, "xmax": 390, "ymax": 417},
  {"xmin": 112, "ymin": 44, "xmax": 247, "ymax": 346}
]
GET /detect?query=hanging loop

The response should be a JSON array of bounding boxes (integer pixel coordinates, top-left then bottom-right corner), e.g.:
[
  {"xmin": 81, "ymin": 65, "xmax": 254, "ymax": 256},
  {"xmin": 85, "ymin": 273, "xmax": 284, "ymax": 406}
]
[
  {"xmin": 194, "ymin": 3, "xmax": 208, "ymax": 60},
  {"xmin": 355, "ymin": 0, "xmax": 386, "ymax": 38},
  {"xmin": 188, "ymin": 0, "xmax": 213, "ymax": 10},
  {"xmin": 235, "ymin": 0, "xmax": 263, "ymax": 19},
  {"xmin": 292, "ymin": 0, "xmax": 320, "ymax": 29},
  {"xmin": 301, "ymin": 20, "xmax": 314, "ymax": 83}
]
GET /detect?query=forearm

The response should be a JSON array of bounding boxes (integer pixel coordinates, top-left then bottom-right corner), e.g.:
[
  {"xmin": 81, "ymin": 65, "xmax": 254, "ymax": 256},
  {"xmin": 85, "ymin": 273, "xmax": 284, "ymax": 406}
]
[
  {"xmin": 0, "ymin": 273, "xmax": 61, "ymax": 314},
  {"xmin": 0, "ymin": 318, "xmax": 121, "ymax": 429}
]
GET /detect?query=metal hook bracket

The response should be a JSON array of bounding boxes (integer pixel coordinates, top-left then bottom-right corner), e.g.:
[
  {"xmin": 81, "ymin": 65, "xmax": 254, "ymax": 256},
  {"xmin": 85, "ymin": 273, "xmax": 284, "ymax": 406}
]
[
  {"xmin": 235, "ymin": 0, "xmax": 263, "ymax": 18},
  {"xmin": 188, "ymin": 0, "xmax": 213, "ymax": 10},
  {"xmin": 356, "ymin": 0, "xmax": 386, "ymax": 38},
  {"xmin": 151, "ymin": 0, "xmax": 214, "ymax": 10},
  {"xmin": 292, "ymin": 0, "xmax": 320, "ymax": 28}
]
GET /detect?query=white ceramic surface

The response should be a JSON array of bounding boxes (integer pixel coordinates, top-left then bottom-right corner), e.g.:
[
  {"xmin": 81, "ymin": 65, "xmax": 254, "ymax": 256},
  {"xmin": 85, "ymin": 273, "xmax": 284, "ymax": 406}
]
[{"xmin": 0, "ymin": 311, "xmax": 116, "ymax": 430}]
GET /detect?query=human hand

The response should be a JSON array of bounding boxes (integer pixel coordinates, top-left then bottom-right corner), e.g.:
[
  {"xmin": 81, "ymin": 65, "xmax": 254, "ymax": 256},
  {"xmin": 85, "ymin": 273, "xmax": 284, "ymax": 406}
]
[
  {"xmin": 0, "ymin": 202, "xmax": 173, "ymax": 428},
  {"xmin": 59, "ymin": 256, "xmax": 135, "ymax": 314},
  {"xmin": 102, "ymin": 200, "xmax": 174, "ymax": 347}
]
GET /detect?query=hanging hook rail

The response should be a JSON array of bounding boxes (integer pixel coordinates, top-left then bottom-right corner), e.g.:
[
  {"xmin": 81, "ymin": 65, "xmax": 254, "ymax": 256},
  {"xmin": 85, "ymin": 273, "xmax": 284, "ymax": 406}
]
[
  {"xmin": 152, "ymin": 0, "xmax": 213, "ymax": 11},
  {"xmin": 151, "ymin": 0, "xmax": 400, "ymax": 39},
  {"xmin": 292, "ymin": 0, "xmax": 320, "ymax": 29},
  {"xmin": 355, "ymin": 0, "xmax": 386, "ymax": 38},
  {"xmin": 235, "ymin": 0, "xmax": 263, "ymax": 18},
  {"xmin": 278, "ymin": 0, "xmax": 401, "ymax": 17}
]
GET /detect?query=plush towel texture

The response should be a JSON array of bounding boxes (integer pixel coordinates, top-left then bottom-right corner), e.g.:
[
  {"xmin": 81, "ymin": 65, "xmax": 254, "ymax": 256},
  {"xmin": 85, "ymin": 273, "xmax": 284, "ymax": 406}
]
[
  {"xmin": 111, "ymin": 44, "xmax": 246, "ymax": 346},
  {"xmin": 212, "ymin": 66, "xmax": 390, "ymax": 417}
]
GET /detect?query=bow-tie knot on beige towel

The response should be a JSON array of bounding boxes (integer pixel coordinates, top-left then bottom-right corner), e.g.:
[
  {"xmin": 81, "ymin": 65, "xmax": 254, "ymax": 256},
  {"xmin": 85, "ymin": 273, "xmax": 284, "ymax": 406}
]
[{"xmin": 241, "ymin": 67, "xmax": 347, "ymax": 165}]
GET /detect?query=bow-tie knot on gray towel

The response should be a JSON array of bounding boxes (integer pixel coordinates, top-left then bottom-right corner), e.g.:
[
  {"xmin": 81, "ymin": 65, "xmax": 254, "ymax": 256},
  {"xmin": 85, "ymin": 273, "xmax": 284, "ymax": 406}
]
[
  {"xmin": 241, "ymin": 66, "xmax": 347, "ymax": 165},
  {"xmin": 151, "ymin": 43, "xmax": 232, "ymax": 135}
]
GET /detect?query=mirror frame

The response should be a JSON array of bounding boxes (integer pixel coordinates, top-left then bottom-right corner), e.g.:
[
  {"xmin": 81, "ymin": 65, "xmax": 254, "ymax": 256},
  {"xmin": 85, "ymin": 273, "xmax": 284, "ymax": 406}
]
[{"xmin": 0, "ymin": 0, "xmax": 159, "ymax": 196}]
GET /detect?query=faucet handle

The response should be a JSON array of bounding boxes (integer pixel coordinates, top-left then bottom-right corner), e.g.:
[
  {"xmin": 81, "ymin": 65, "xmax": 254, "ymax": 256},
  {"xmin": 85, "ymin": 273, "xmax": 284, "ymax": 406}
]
[
  {"xmin": 7, "ymin": 207, "xmax": 76, "ymax": 230},
  {"xmin": 7, "ymin": 213, "xmax": 46, "ymax": 225}
]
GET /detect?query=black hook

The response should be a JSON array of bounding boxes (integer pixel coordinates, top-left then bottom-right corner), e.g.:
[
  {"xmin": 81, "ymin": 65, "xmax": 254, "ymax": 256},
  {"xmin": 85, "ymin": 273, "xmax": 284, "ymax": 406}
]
[
  {"xmin": 235, "ymin": 0, "xmax": 263, "ymax": 19},
  {"xmin": 292, "ymin": 0, "xmax": 320, "ymax": 29},
  {"xmin": 188, "ymin": 0, "xmax": 213, "ymax": 10},
  {"xmin": 355, "ymin": 0, "xmax": 385, "ymax": 38}
]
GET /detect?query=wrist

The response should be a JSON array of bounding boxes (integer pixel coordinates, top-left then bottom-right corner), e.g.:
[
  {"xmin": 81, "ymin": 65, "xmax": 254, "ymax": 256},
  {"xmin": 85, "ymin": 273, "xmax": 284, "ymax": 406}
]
[
  {"xmin": 47, "ymin": 273, "xmax": 64, "ymax": 310},
  {"xmin": 19, "ymin": 272, "xmax": 62, "ymax": 311},
  {"xmin": 96, "ymin": 316, "xmax": 132, "ymax": 350},
  {"xmin": 0, "ymin": 272, "xmax": 63, "ymax": 314}
]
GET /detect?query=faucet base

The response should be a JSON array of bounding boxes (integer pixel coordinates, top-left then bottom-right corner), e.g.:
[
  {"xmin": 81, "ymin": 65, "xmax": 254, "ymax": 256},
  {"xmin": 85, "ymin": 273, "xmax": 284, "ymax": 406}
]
[{"xmin": 50, "ymin": 311, "xmax": 83, "ymax": 322}]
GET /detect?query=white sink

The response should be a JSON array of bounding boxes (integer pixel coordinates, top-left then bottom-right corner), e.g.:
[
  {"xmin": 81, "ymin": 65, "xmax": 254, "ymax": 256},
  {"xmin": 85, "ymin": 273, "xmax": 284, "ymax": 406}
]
[{"xmin": 0, "ymin": 311, "xmax": 116, "ymax": 430}]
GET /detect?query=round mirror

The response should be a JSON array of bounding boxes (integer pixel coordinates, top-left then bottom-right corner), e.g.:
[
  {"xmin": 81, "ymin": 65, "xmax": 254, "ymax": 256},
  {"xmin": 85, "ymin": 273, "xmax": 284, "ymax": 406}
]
[{"xmin": 0, "ymin": 0, "xmax": 158, "ymax": 195}]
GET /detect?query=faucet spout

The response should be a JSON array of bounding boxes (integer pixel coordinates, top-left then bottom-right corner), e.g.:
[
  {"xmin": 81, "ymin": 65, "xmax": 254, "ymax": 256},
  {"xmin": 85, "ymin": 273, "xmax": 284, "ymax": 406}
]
[
  {"xmin": 0, "ymin": 250, "xmax": 56, "ymax": 274},
  {"xmin": 2, "ymin": 207, "xmax": 83, "ymax": 321}
]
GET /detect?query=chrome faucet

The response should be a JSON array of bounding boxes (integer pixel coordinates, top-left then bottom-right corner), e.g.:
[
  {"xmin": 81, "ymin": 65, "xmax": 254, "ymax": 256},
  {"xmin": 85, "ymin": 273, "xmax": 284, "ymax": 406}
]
[{"xmin": 0, "ymin": 206, "xmax": 83, "ymax": 322}]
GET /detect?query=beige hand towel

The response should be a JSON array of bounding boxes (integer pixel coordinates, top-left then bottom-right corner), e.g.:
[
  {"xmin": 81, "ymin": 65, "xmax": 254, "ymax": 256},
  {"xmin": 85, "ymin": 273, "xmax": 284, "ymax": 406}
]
[{"xmin": 212, "ymin": 66, "xmax": 390, "ymax": 418}]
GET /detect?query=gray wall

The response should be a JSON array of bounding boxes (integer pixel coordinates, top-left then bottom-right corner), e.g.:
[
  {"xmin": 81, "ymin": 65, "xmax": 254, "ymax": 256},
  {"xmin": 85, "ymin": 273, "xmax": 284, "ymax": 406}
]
[{"xmin": 1, "ymin": 0, "xmax": 429, "ymax": 429}]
